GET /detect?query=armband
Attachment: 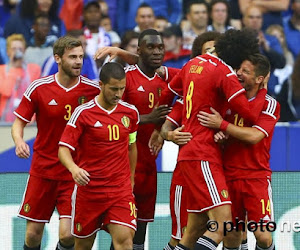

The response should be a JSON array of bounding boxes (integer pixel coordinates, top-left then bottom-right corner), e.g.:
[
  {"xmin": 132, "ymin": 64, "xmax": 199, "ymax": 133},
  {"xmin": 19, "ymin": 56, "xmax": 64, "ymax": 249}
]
[
  {"xmin": 129, "ymin": 131, "xmax": 137, "ymax": 144},
  {"xmin": 220, "ymin": 120, "xmax": 229, "ymax": 131}
]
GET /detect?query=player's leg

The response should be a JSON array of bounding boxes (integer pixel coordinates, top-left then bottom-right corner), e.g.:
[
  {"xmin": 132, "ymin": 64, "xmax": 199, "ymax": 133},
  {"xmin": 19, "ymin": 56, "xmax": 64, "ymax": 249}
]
[
  {"xmin": 19, "ymin": 176, "xmax": 57, "ymax": 249},
  {"xmin": 74, "ymin": 233, "xmax": 97, "ymax": 250},
  {"xmin": 179, "ymin": 212, "xmax": 208, "ymax": 249},
  {"xmin": 165, "ymin": 164, "xmax": 188, "ymax": 250},
  {"xmin": 246, "ymin": 178, "xmax": 275, "ymax": 250},
  {"xmin": 241, "ymin": 221, "xmax": 248, "ymax": 250},
  {"xmin": 56, "ymin": 218, "xmax": 74, "ymax": 250},
  {"xmin": 108, "ymin": 223, "xmax": 135, "ymax": 250},
  {"xmin": 24, "ymin": 221, "xmax": 45, "ymax": 249},
  {"xmin": 56, "ymin": 180, "xmax": 75, "ymax": 250},
  {"xmin": 223, "ymin": 230, "xmax": 243, "ymax": 249},
  {"xmin": 133, "ymin": 221, "xmax": 147, "ymax": 248}
]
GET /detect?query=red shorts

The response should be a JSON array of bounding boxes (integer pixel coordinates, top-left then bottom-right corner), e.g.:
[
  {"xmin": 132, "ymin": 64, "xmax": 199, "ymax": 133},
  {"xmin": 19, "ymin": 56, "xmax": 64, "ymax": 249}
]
[
  {"xmin": 170, "ymin": 164, "xmax": 188, "ymax": 240},
  {"xmin": 227, "ymin": 178, "xmax": 274, "ymax": 229},
  {"xmin": 133, "ymin": 161, "xmax": 157, "ymax": 221},
  {"xmin": 18, "ymin": 175, "xmax": 74, "ymax": 222},
  {"xmin": 179, "ymin": 160, "xmax": 231, "ymax": 212},
  {"xmin": 72, "ymin": 186, "xmax": 137, "ymax": 238}
]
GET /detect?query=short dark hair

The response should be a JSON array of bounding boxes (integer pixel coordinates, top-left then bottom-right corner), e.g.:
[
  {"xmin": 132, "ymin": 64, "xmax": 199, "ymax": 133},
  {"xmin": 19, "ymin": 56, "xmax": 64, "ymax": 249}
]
[
  {"xmin": 187, "ymin": 0, "xmax": 208, "ymax": 14},
  {"xmin": 66, "ymin": 29, "xmax": 84, "ymax": 38},
  {"xmin": 120, "ymin": 31, "xmax": 140, "ymax": 49},
  {"xmin": 84, "ymin": 0, "xmax": 100, "ymax": 11},
  {"xmin": 191, "ymin": 31, "xmax": 221, "ymax": 58},
  {"xmin": 138, "ymin": 29, "xmax": 162, "ymax": 46},
  {"xmin": 247, "ymin": 53, "xmax": 270, "ymax": 77},
  {"xmin": 100, "ymin": 62, "xmax": 125, "ymax": 84},
  {"xmin": 215, "ymin": 28, "xmax": 259, "ymax": 69},
  {"xmin": 53, "ymin": 36, "xmax": 82, "ymax": 57}
]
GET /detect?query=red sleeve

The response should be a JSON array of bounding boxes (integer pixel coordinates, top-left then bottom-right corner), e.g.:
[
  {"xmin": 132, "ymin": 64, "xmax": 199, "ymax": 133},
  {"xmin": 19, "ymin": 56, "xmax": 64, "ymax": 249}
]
[
  {"xmin": 253, "ymin": 97, "xmax": 280, "ymax": 137},
  {"xmin": 130, "ymin": 108, "xmax": 139, "ymax": 133},
  {"xmin": 59, "ymin": 108, "xmax": 85, "ymax": 151},
  {"xmin": 166, "ymin": 98, "xmax": 183, "ymax": 127},
  {"xmin": 14, "ymin": 91, "xmax": 37, "ymax": 123},
  {"xmin": 164, "ymin": 67, "xmax": 180, "ymax": 82}
]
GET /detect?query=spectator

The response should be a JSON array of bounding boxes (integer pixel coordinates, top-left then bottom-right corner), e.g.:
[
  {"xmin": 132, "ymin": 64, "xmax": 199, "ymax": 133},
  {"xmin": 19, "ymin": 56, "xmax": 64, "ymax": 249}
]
[
  {"xmin": 0, "ymin": 0, "xmax": 19, "ymax": 37},
  {"xmin": 133, "ymin": 3, "xmax": 155, "ymax": 33},
  {"xmin": 227, "ymin": 0, "xmax": 242, "ymax": 29},
  {"xmin": 283, "ymin": 0, "xmax": 300, "ymax": 60},
  {"xmin": 266, "ymin": 24, "xmax": 294, "ymax": 95},
  {"xmin": 100, "ymin": 15, "xmax": 121, "ymax": 47},
  {"xmin": 239, "ymin": 0, "xmax": 289, "ymax": 30},
  {"xmin": 24, "ymin": 14, "xmax": 54, "ymax": 67},
  {"xmin": 0, "ymin": 37, "xmax": 9, "ymax": 64},
  {"xmin": 162, "ymin": 25, "xmax": 191, "ymax": 68},
  {"xmin": 243, "ymin": 5, "xmax": 286, "ymax": 95},
  {"xmin": 207, "ymin": 0, "xmax": 234, "ymax": 33},
  {"xmin": 4, "ymin": 0, "xmax": 61, "ymax": 44},
  {"xmin": 41, "ymin": 29, "xmax": 98, "ymax": 80},
  {"xmin": 0, "ymin": 34, "xmax": 40, "ymax": 122},
  {"xmin": 183, "ymin": 0, "xmax": 209, "ymax": 50},
  {"xmin": 154, "ymin": 15, "xmax": 170, "ymax": 32},
  {"xmin": 292, "ymin": 53, "xmax": 300, "ymax": 119},
  {"xmin": 83, "ymin": 0, "xmax": 111, "ymax": 68}
]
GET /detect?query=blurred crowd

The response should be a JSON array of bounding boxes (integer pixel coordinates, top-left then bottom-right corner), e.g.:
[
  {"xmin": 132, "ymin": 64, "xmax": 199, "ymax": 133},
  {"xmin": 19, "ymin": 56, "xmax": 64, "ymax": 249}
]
[{"xmin": 0, "ymin": 0, "xmax": 299, "ymax": 123}]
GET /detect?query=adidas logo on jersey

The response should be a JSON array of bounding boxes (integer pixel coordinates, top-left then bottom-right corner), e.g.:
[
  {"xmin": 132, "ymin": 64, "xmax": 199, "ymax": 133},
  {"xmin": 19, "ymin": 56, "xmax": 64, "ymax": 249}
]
[
  {"xmin": 137, "ymin": 85, "xmax": 145, "ymax": 92},
  {"xmin": 131, "ymin": 219, "xmax": 137, "ymax": 226},
  {"xmin": 94, "ymin": 121, "xmax": 103, "ymax": 127},
  {"xmin": 262, "ymin": 215, "xmax": 271, "ymax": 221},
  {"xmin": 48, "ymin": 99, "xmax": 58, "ymax": 105}
]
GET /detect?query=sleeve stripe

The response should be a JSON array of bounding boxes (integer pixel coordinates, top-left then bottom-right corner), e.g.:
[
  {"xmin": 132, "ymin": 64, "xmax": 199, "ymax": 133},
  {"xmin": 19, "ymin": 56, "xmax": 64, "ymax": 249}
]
[
  {"xmin": 13, "ymin": 112, "xmax": 31, "ymax": 123},
  {"xmin": 166, "ymin": 116, "xmax": 179, "ymax": 127},
  {"xmin": 252, "ymin": 125, "xmax": 269, "ymax": 137},
  {"xmin": 24, "ymin": 76, "xmax": 54, "ymax": 100},
  {"xmin": 58, "ymin": 141, "xmax": 76, "ymax": 151},
  {"xmin": 226, "ymin": 72, "xmax": 235, "ymax": 77},
  {"xmin": 265, "ymin": 95, "xmax": 277, "ymax": 116},
  {"xmin": 228, "ymin": 88, "xmax": 245, "ymax": 102},
  {"xmin": 164, "ymin": 66, "xmax": 169, "ymax": 81},
  {"xmin": 168, "ymin": 83, "xmax": 183, "ymax": 97},
  {"xmin": 68, "ymin": 101, "xmax": 95, "ymax": 126},
  {"xmin": 262, "ymin": 111, "xmax": 277, "ymax": 120}
]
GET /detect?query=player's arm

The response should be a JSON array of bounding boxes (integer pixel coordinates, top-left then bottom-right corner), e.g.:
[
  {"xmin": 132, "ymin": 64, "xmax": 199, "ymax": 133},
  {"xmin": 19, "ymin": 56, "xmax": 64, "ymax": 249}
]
[
  {"xmin": 11, "ymin": 117, "xmax": 30, "ymax": 158},
  {"xmin": 58, "ymin": 146, "xmax": 90, "ymax": 186},
  {"xmin": 140, "ymin": 104, "xmax": 172, "ymax": 124},
  {"xmin": 148, "ymin": 129, "xmax": 164, "ymax": 156},
  {"xmin": 198, "ymin": 107, "xmax": 265, "ymax": 144},
  {"xmin": 128, "ymin": 132, "xmax": 137, "ymax": 189},
  {"xmin": 161, "ymin": 121, "xmax": 192, "ymax": 145},
  {"xmin": 238, "ymin": 0, "xmax": 289, "ymax": 14},
  {"xmin": 94, "ymin": 46, "xmax": 139, "ymax": 65}
]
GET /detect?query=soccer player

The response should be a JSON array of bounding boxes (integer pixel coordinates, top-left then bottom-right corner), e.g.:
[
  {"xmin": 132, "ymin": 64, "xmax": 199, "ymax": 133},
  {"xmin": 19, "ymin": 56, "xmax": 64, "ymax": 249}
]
[
  {"xmin": 58, "ymin": 62, "xmax": 139, "ymax": 250},
  {"xmin": 158, "ymin": 29, "xmax": 268, "ymax": 250},
  {"xmin": 198, "ymin": 54, "xmax": 279, "ymax": 250},
  {"xmin": 11, "ymin": 36, "xmax": 100, "ymax": 250}
]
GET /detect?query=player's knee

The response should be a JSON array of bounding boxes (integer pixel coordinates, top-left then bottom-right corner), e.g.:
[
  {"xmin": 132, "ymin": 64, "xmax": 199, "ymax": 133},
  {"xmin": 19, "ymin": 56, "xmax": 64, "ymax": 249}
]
[
  {"xmin": 255, "ymin": 231, "xmax": 273, "ymax": 247},
  {"xmin": 59, "ymin": 231, "xmax": 74, "ymax": 246},
  {"xmin": 25, "ymin": 230, "xmax": 43, "ymax": 246},
  {"xmin": 114, "ymin": 235, "xmax": 133, "ymax": 249}
]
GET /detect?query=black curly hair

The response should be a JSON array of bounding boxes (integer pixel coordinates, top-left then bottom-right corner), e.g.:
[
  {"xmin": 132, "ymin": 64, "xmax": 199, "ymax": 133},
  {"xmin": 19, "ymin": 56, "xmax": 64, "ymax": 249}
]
[
  {"xmin": 191, "ymin": 31, "xmax": 221, "ymax": 58},
  {"xmin": 215, "ymin": 28, "xmax": 259, "ymax": 69}
]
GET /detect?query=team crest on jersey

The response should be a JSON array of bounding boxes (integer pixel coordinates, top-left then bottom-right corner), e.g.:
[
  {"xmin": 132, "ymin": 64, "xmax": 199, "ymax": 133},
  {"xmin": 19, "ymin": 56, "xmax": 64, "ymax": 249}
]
[
  {"xmin": 78, "ymin": 96, "xmax": 87, "ymax": 105},
  {"xmin": 157, "ymin": 88, "xmax": 162, "ymax": 97},
  {"xmin": 76, "ymin": 223, "xmax": 82, "ymax": 232},
  {"xmin": 221, "ymin": 190, "xmax": 229, "ymax": 199},
  {"xmin": 23, "ymin": 203, "xmax": 30, "ymax": 213},
  {"xmin": 121, "ymin": 116, "xmax": 130, "ymax": 128}
]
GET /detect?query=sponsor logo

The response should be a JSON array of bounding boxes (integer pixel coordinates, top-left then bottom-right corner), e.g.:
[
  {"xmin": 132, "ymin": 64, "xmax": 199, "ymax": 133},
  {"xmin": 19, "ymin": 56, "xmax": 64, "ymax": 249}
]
[{"xmin": 48, "ymin": 99, "xmax": 57, "ymax": 105}]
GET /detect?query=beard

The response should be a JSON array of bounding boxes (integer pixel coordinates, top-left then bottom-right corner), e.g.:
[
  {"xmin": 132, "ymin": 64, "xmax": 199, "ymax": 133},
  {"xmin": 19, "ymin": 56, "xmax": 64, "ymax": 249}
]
[{"xmin": 61, "ymin": 61, "xmax": 81, "ymax": 77}]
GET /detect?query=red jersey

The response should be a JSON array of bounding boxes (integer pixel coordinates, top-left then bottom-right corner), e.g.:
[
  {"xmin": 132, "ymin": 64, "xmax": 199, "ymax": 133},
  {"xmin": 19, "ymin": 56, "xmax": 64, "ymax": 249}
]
[
  {"xmin": 168, "ymin": 53, "xmax": 266, "ymax": 165},
  {"xmin": 224, "ymin": 94, "xmax": 280, "ymax": 180},
  {"xmin": 59, "ymin": 98, "xmax": 139, "ymax": 192},
  {"xmin": 166, "ymin": 98, "xmax": 183, "ymax": 128},
  {"xmin": 123, "ymin": 65, "xmax": 172, "ymax": 168},
  {"xmin": 14, "ymin": 74, "xmax": 100, "ymax": 180}
]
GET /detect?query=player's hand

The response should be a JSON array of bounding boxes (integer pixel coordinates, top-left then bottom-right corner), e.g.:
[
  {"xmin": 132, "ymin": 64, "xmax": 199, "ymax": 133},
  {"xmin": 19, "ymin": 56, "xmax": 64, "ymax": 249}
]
[
  {"xmin": 168, "ymin": 125, "xmax": 192, "ymax": 145},
  {"xmin": 15, "ymin": 139, "xmax": 30, "ymax": 158},
  {"xmin": 148, "ymin": 129, "xmax": 164, "ymax": 155},
  {"xmin": 197, "ymin": 107, "xmax": 223, "ymax": 129},
  {"xmin": 214, "ymin": 131, "xmax": 229, "ymax": 143},
  {"xmin": 93, "ymin": 46, "xmax": 121, "ymax": 61},
  {"xmin": 261, "ymin": 71, "xmax": 270, "ymax": 90},
  {"xmin": 71, "ymin": 167, "xmax": 90, "ymax": 186},
  {"xmin": 149, "ymin": 105, "xmax": 172, "ymax": 124}
]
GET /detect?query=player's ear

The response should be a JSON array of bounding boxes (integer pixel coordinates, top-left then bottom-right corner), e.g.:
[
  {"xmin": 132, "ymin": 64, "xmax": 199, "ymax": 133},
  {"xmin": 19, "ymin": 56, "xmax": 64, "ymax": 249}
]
[
  {"xmin": 99, "ymin": 81, "xmax": 104, "ymax": 89},
  {"xmin": 54, "ymin": 54, "xmax": 61, "ymax": 64}
]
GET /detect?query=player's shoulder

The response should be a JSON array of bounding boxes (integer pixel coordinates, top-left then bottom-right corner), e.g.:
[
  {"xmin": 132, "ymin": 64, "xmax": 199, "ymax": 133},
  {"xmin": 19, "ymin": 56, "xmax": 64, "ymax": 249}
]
[
  {"xmin": 119, "ymin": 100, "xmax": 139, "ymax": 114},
  {"xmin": 262, "ymin": 94, "xmax": 280, "ymax": 118},
  {"xmin": 24, "ymin": 75, "xmax": 55, "ymax": 100},
  {"xmin": 124, "ymin": 64, "xmax": 138, "ymax": 74},
  {"xmin": 80, "ymin": 75, "xmax": 100, "ymax": 89},
  {"xmin": 68, "ymin": 99, "xmax": 96, "ymax": 125}
]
